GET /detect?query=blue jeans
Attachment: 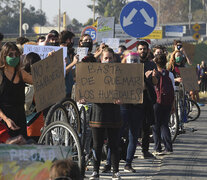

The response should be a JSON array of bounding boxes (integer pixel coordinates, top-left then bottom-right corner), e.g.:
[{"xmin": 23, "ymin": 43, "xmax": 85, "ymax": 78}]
[{"xmin": 106, "ymin": 104, "xmax": 144, "ymax": 166}]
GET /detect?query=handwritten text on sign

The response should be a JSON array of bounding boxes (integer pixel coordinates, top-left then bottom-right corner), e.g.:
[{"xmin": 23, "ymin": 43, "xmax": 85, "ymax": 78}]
[
  {"xmin": 31, "ymin": 49, "xmax": 66, "ymax": 112},
  {"xmin": 76, "ymin": 63, "xmax": 144, "ymax": 103},
  {"xmin": 179, "ymin": 67, "xmax": 199, "ymax": 92},
  {"xmin": 24, "ymin": 44, "xmax": 67, "ymax": 60}
]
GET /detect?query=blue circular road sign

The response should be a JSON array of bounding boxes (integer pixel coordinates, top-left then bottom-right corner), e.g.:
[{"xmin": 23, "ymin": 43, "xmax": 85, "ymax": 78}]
[
  {"xmin": 81, "ymin": 26, "xmax": 97, "ymax": 43},
  {"xmin": 120, "ymin": 1, "xmax": 157, "ymax": 38}
]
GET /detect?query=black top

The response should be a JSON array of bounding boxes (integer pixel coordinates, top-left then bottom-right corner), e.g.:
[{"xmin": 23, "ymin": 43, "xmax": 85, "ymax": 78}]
[{"xmin": 0, "ymin": 68, "xmax": 26, "ymax": 138}]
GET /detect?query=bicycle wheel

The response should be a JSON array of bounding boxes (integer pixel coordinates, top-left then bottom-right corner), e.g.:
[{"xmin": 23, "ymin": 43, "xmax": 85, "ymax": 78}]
[
  {"xmin": 38, "ymin": 121, "xmax": 82, "ymax": 170},
  {"xmin": 186, "ymin": 98, "xmax": 200, "ymax": 122},
  {"xmin": 169, "ymin": 111, "xmax": 179, "ymax": 143},
  {"xmin": 45, "ymin": 103, "xmax": 68, "ymax": 126},
  {"xmin": 60, "ymin": 97, "xmax": 81, "ymax": 134}
]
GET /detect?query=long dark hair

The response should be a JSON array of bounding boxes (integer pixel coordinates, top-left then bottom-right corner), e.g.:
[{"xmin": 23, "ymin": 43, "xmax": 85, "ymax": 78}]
[{"xmin": 0, "ymin": 42, "xmax": 21, "ymax": 72}]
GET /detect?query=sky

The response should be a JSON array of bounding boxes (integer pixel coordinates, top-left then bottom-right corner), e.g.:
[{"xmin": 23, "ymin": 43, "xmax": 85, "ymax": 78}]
[{"xmin": 23, "ymin": 0, "xmax": 94, "ymax": 25}]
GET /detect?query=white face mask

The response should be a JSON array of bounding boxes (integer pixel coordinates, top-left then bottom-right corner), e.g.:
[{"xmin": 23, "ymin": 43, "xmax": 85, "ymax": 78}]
[
  {"xmin": 38, "ymin": 42, "xmax": 45, "ymax": 46},
  {"xmin": 126, "ymin": 54, "xmax": 140, "ymax": 64}
]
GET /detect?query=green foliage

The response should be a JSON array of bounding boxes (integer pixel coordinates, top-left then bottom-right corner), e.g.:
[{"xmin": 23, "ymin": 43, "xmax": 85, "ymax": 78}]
[
  {"xmin": 87, "ymin": 0, "xmax": 127, "ymax": 23},
  {"xmin": 147, "ymin": 0, "xmax": 207, "ymax": 23},
  {"xmin": 83, "ymin": 18, "xmax": 94, "ymax": 27},
  {"xmin": 0, "ymin": 0, "xmax": 46, "ymax": 34},
  {"xmin": 67, "ymin": 18, "xmax": 83, "ymax": 33},
  {"xmin": 193, "ymin": 43, "xmax": 207, "ymax": 65}
]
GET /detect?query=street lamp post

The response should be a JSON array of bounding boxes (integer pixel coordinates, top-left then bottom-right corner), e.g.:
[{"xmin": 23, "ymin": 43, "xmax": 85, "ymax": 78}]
[
  {"xmin": 188, "ymin": 0, "xmax": 192, "ymax": 34},
  {"xmin": 58, "ymin": 0, "xmax": 61, "ymax": 33},
  {"xmin": 19, "ymin": 0, "xmax": 22, "ymax": 37},
  {"xmin": 93, "ymin": 0, "xmax": 95, "ymax": 23}
]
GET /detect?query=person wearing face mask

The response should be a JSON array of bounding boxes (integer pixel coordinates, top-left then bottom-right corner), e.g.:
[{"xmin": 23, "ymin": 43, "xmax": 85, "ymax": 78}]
[
  {"xmin": 167, "ymin": 50, "xmax": 184, "ymax": 85},
  {"xmin": 78, "ymin": 34, "xmax": 96, "ymax": 62},
  {"xmin": 59, "ymin": 30, "xmax": 78, "ymax": 97},
  {"xmin": 171, "ymin": 40, "xmax": 192, "ymax": 65},
  {"xmin": 0, "ymin": 42, "xmax": 32, "ymax": 141},
  {"xmin": 89, "ymin": 47, "xmax": 122, "ymax": 180}
]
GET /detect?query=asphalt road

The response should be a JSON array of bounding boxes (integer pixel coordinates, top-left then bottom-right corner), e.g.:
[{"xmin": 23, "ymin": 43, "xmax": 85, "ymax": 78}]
[{"xmin": 85, "ymin": 105, "xmax": 207, "ymax": 180}]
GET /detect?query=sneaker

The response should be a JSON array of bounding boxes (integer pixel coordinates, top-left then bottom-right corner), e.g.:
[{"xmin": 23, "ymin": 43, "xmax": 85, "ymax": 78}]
[
  {"xmin": 102, "ymin": 164, "xmax": 111, "ymax": 173},
  {"xmin": 112, "ymin": 172, "xmax": 122, "ymax": 180},
  {"xmin": 89, "ymin": 171, "xmax": 99, "ymax": 180},
  {"xmin": 163, "ymin": 151, "xmax": 173, "ymax": 155},
  {"xmin": 142, "ymin": 151, "xmax": 155, "ymax": 159},
  {"xmin": 124, "ymin": 165, "xmax": 136, "ymax": 173},
  {"xmin": 152, "ymin": 151, "xmax": 164, "ymax": 156}
]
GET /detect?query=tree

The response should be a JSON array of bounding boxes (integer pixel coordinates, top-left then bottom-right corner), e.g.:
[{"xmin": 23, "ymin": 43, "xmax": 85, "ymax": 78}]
[
  {"xmin": 146, "ymin": 0, "xmax": 207, "ymax": 24},
  {"xmin": 0, "ymin": 0, "xmax": 46, "ymax": 34},
  {"xmin": 87, "ymin": 0, "xmax": 127, "ymax": 23},
  {"xmin": 67, "ymin": 18, "xmax": 83, "ymax": 33}
]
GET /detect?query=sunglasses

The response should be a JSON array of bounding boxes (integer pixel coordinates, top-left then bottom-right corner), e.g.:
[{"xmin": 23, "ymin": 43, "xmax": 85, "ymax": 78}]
[{"xmin": 8, "ymin": 52, "xmax": 19, "ymax": 57}]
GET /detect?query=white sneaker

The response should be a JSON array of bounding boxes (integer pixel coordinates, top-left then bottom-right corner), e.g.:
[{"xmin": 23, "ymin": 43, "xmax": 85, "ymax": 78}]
[
  {"xmin": 89, "ymin": 171, "xmax": 99, "ymax": 180},
  {"xmin": 112, "ymin": 172, "xmax": 122, "ymax": 180}
]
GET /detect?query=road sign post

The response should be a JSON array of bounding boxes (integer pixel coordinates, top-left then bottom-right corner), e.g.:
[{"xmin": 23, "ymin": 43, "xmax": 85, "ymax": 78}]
[
  {"xmin": 22, "ymin": 23, "xmax": 29, "ymax": 35},
  {"xmin": 192, "ymin": 23, "xmax": 200, "ymax": 41},
  {"xmin": 120, "ymin": 1, "xmax": 157, "ymax": 38}
]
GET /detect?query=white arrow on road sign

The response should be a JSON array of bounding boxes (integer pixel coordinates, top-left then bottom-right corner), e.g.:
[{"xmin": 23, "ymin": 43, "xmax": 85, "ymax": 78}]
[
  {"xmin": 123, "ymin": 8, "xmax": 138, "ymax": 27},
  {"xmin": 140, "ymin": 8, "xmax": 154, "ymax": 27}
]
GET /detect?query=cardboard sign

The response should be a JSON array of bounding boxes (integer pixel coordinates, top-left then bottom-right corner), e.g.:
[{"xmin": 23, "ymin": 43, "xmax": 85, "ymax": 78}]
[
  {"xmin": 77, "ymin": 47, "xmax": 89, "ymax": 62},
  {"xmin": 102, "ymin": 38, "xmax": 120, "ymax": 53},
  {"xmin": 182, "ymin": 42, "xmax": 195, "ymax": 63},
  {"xmin": 31, "ymin": 49, "xmax": 66, "ymax": 112},
  {"xmin": 0, "ymin": 144, "xmax": 72, "ymax": 180},
  {"xmin": 97, "ymin": 17, "xmax": 115, "ymax": 42},
  {"xmin": 75, "ymin": 63, "xmax": 144, "ymax": 104},
  {"xmin": 24, "ymin": 44, "xmax": 67, "ymax": 60},
  {"xmin": 179, "ymin": 67, "xmax": 199, "ymax": 92}
]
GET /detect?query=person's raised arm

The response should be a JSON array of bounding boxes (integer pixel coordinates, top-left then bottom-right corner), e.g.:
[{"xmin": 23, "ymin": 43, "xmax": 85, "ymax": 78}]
[
  {"xmin": 66, "ymin": 54, "xmax": 79, "ymax": 74},
  {"xmin": 21, "ymin": 69, "xmax": 33, "ymax": 84}
]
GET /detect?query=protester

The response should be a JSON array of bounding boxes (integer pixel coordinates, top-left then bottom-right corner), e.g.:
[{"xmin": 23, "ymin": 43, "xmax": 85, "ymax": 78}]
[
  {"xmin": 37, "ymin": 36, "xmax": 46, "ymax": 45},
  {"xmin": 171, "ymin": 40, "xmax": 192, "ymax": 65},
  {"xmin": 199, "ymin": 61, "xmax": 207, "ymax": 93},
  {"xmin": 117, "ymin": 45, "xmax": 127, "ymax": 62},
  {"xmin": 49, "ymin": 159, "xmax": 81, "ymax": 180},
  {"xmin": 89, "ymin": 47, "xmax": 122, "ymax": 180},
  {"xmin": 22, "ymin": 52, "xmax": 44, "ymax": 142},
  {"xmin": 167, "ymin": 50, "xmax": 183, "ymax": 85},
  {"xmin": 78, "ymin": 34, "xmax": 96, "ymax": 62},
  {"xmin": 153, "ymin": 45, "xmax": 164, "ymax": 56},
  {"xmin": 120, "ymin": 51, "xmax": 142, "ymax": 172},
  {"xmin": 136, "ymin": 41, "xmax": 157, "ymax": 159},
  {"xmin": 42, "ymin": 29, "xmax": 59, "ymax": 46},
  {"xmin": 102, "ymin": 51, "xmax": 141, "ymax": 174},
  {"xmin": 152, "ymin": 54, "xmax": 174, "ymax": 155},
  {"xmin": 59, "ymin": 30, "xmax": 78, "ymax": 97},
  {"xmin": 0, "ymin": 42, "xmax": 32, "ymax": 140}
]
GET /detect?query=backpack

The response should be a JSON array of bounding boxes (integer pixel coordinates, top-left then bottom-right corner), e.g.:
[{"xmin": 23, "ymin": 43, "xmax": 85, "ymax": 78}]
[{"xmin": 155, "ymin": 70, "xmax": 174, "ymax": 105}]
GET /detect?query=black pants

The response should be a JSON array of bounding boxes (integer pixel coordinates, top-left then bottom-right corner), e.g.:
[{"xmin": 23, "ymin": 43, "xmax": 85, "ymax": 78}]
[
  {"xmin": 152, "ymin": 103, "xmax": 173, "ymax": 152},
  {"xmin": 91, "ymin": 127, "xmax": 120, "ymax": 173},
  {"xmin": 141, "ymin": 119, "xmax": 151, "ymax": 153}
]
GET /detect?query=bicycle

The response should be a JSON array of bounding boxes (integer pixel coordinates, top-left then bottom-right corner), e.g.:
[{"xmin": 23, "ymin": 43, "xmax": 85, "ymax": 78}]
[
  {"xmin": 60, "ymin": 97, "xmax": 81, "ymax": 134},
  {"xmin": 175, "ymin": 83, "xmax": 201, "ymax": 133},
  {"xmin": 38, "ymin": 121, "xmax": 83, "ymax": 171}
]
